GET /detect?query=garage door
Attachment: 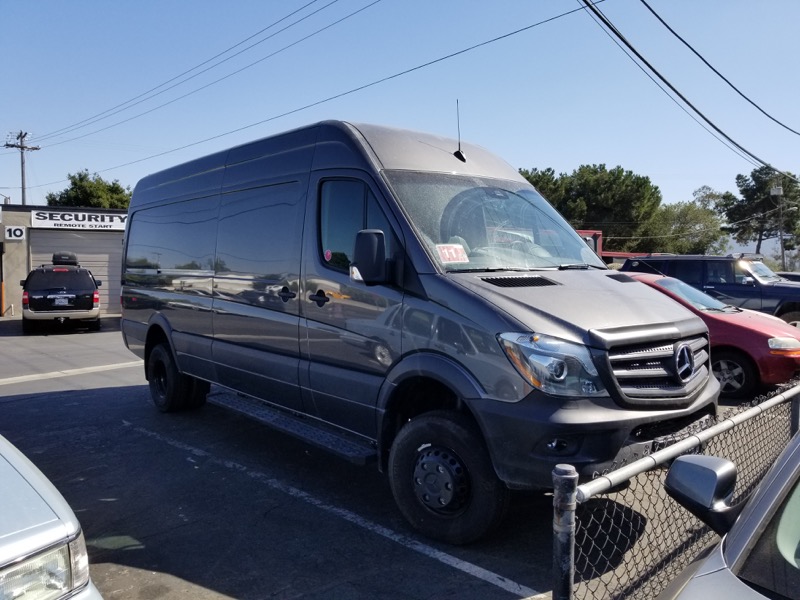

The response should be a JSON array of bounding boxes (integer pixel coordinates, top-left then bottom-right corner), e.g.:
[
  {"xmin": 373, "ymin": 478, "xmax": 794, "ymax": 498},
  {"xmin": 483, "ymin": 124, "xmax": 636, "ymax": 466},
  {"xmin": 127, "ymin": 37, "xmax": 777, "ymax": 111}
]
[{"xmin": 30, "ymin": 230, "xmax": 123, "ymax": 315}]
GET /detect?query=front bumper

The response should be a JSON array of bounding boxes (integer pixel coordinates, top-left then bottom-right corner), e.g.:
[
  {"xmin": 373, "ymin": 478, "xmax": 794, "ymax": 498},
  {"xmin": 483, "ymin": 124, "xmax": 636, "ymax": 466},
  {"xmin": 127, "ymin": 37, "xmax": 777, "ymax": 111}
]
[{"xmin": 470, "ymin": 375, "xmax": 720, "ymax": 490}]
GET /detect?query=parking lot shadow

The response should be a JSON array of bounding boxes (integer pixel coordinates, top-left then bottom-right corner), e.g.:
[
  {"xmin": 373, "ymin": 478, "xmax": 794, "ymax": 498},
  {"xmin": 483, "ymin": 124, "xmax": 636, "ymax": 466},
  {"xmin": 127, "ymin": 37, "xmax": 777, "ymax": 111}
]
[{"xmin": 0, "ymin": 315, "xmax": 121, "ymax": 337}]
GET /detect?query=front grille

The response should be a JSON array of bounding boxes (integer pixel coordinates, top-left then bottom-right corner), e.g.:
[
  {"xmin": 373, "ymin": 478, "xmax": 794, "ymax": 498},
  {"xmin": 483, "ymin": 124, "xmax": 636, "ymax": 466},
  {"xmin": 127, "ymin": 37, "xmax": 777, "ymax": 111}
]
[{"xmin": 608, "ymin": 334, "xmax": 710, "ymax": 406}]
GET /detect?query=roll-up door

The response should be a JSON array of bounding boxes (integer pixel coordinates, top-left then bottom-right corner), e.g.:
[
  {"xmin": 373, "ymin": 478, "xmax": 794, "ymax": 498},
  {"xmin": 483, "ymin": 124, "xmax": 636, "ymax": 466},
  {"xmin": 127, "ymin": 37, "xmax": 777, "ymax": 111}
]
[{"xmin": 29, "ymin": 230, "xmax": 123, "ymax": 315}]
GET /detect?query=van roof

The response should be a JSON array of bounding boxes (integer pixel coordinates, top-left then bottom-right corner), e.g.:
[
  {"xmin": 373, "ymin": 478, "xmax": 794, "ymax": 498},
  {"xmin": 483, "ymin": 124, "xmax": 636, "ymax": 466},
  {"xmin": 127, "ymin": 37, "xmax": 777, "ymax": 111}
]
[{"xmin": 130, "ymin": 121, "xmax": 524, "ymax": 210}]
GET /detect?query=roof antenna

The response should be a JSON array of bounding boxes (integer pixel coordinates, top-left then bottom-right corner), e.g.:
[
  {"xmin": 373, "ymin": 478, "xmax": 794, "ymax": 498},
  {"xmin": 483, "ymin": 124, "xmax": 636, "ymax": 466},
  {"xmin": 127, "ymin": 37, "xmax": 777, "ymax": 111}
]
[{"xmin": 453, "ymin": 99, "xmax": 466, "ymax": 163}]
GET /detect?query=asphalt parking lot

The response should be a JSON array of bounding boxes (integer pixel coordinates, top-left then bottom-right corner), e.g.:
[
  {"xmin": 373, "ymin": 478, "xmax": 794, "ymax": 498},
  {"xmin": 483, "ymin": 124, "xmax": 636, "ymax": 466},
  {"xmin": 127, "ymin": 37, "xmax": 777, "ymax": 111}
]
[{"xmin": 0, "ymin": 317, "xmax": 554, "ymax": 600}]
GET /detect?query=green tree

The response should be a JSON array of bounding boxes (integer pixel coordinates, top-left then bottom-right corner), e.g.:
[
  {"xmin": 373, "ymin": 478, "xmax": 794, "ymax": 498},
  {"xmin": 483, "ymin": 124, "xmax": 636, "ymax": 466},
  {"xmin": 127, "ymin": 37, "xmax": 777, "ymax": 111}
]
[
  {"xmin": 637, "ymin": 201, "xmax": 729, "ymax": 254},
  {"xmin": 46, "ymin": 170, "xmax": 131, "ymax": 209},
  {"xmin": 521, "ymin": 164, "xmax": 662, "ymax": 252},
  {"xmin": 712, "ymin": 166, "xmax": 800, "ymax": 254}
]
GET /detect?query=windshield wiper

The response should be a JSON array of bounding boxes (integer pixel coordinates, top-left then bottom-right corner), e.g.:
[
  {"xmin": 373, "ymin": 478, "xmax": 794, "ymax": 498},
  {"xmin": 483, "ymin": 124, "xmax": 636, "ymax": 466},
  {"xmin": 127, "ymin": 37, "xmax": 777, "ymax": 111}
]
[
  {"xmin": 558, "ymin": 263, "xmax": 605, "ymax": 270},
  {"xmin": 450, "ymin": 267, "xmax": 533, "ymax": 273}
]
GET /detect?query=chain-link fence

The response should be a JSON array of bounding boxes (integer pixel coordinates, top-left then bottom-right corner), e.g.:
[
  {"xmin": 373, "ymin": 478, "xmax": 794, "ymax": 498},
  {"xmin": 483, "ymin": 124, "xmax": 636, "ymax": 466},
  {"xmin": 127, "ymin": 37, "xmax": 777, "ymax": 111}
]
[{"xmin": 552, "ymin": 382, "xmax": 800, "ymax": 600}]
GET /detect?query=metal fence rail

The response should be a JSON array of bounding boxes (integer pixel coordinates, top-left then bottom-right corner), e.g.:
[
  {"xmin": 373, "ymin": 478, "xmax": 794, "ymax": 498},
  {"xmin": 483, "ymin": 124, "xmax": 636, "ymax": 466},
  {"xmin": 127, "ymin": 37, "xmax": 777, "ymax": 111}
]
[{"xmin": 552, "ymin": 382, "xmax": 800, "ymax": 600}]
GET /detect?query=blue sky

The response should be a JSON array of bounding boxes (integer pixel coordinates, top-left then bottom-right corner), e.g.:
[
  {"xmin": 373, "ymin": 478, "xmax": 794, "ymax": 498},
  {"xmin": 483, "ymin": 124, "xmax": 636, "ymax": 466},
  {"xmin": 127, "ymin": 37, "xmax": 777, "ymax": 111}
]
[{"xmin": 2, "ymin": 1, "xmax": 799, "ymax": 212}]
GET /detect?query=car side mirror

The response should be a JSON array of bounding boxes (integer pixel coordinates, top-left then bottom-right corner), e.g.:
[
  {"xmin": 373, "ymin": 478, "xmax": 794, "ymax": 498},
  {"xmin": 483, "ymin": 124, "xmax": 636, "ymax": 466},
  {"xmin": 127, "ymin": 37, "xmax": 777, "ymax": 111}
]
[
  {"xmin": 20, "ymin": 280, "xmax": 25, "ymax": 287},
  {"xmin": 664, "ymin": 455, "xmax": 746, "ymax": 535},
  {"xmin": 95, "ymin": 280, "xmax": 102, "ymax": 287},
  {"xmin": 351, "ymin": 229, "xmax": 386, "ymax": 285},
  {"xmin": 741, "ymin": 276, "xmax": 756, "ymax": 286}
]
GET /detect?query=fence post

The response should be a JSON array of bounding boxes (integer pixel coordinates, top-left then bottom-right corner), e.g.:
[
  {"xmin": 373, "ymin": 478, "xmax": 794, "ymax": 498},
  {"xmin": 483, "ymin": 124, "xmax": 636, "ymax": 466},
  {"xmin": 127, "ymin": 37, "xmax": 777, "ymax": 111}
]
[
  {"xmin": 792, "ymin": 393, "xmax": 800, "ymax": 437},
  {"xmin": 553, "ymin": 464, "xmax": 578, "ymax": 600}
]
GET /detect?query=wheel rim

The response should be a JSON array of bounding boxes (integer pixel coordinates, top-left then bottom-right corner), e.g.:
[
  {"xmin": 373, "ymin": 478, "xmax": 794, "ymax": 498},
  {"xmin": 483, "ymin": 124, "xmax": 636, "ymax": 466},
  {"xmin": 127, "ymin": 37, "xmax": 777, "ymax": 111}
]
[
  {"xmin": 151, "ymin": 360, "xmax": 168, "ymax": 401},
  {"xmin": 713, "ymin": 359, "xmax": 745, "ymax": 392},
  {"xmin": 412, "ymin": 446, "xmax": 470, "ymax": 515}
]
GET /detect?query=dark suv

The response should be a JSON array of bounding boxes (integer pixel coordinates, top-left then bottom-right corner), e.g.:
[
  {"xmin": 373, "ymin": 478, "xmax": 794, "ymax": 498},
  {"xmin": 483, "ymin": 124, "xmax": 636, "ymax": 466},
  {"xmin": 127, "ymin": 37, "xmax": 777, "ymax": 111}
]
[
  {"xmin": 20, "ymin": 252, "xmax": 102, "ymax": 333},
  {"xmin": 620, "ymin": 254, "xmax": 800, "ymax": 324}
]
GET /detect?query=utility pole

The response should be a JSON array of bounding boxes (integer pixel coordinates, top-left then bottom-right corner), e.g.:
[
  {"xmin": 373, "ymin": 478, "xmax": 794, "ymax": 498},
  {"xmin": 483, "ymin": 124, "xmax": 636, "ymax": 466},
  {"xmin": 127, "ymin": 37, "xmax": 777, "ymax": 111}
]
[
  {"xmin": 4, "ymin": 131, "xmax": 40, "ymax": 205},
  {"xmin": 772, "ymin": 184, "xmax": 786, "ymax": 270}
]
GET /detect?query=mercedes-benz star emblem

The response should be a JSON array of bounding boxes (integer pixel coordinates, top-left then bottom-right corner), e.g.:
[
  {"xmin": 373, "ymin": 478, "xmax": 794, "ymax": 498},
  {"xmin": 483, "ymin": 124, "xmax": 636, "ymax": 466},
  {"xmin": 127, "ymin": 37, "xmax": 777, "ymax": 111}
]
[{"xmin": 674, "ymin": 344, "xmax": 695, "ymax": 382}]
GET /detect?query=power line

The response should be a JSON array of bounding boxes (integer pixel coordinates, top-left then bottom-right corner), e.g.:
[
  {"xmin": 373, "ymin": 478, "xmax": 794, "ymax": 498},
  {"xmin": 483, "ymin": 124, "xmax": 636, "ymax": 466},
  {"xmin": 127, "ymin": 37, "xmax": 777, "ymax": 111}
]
[
  {"xmin": 638, "ymin": 0, "xmax": 800, "ymax": 138},
  {"xmin": 578, "ymin": 2, "xmax": 760, "ymax": 170},
  {"xmin": 579, "ymin": 0, "xmax": 798, "ymax": 185},
  {"xmin": 26, "ymin": 2, "xmax": 598, "ymax": 190},
  {"xmin": 36, "ymin": 0, "xmax": 334, "ymax": 142},
  {"xmin": 40, "ymin": 0, "xmax": 382, "ymax": 151}
]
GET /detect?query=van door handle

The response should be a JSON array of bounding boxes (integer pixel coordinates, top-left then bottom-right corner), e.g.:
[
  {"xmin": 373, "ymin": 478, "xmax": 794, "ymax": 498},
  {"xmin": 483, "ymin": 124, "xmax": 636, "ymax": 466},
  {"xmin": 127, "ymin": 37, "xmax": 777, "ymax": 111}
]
[
  {"xmin": 309, "ymin": 290, "xmax": 330, "ymax": 307},
  {"xmin": 279, "ymin": 287, "xmax": 296, "ymax": 302}
]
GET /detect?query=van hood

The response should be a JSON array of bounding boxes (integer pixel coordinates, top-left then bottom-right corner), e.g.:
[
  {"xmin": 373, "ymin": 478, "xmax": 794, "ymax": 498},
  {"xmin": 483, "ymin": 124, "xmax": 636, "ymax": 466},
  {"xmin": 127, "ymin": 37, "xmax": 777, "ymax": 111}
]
[{"xmin": 447, "ymin": 270, "xmax": 707, "ymax": 348}]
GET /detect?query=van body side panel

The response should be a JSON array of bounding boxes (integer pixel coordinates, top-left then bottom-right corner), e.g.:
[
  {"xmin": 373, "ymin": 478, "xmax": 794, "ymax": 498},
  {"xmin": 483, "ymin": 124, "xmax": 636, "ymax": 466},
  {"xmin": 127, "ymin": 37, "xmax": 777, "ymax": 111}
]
[
  {"xmin": 128, "ymin": 151, "xmax": 227, "ymax": 209},
  {"xmin": 299, "ymin": 170, "xmax": 404, "ymax": 437},
  {"xmin": 212, "ymin": 177, "xmax": 308, "ymax": 411},
  {"xmin": 122, "ymin": 195, "xmax": 219, "ymax": 377}
]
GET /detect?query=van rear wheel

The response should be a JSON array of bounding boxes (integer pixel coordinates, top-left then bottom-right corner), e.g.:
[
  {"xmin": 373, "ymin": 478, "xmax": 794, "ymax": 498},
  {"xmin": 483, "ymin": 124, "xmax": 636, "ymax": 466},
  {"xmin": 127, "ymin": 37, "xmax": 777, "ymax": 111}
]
[
  {"xmin": 388, "ymin": 411, "xmax": 509, "ymax": 545},
  {"xmin": 147, "ymin": 343, "xmax": 198, "ymax": 412}
]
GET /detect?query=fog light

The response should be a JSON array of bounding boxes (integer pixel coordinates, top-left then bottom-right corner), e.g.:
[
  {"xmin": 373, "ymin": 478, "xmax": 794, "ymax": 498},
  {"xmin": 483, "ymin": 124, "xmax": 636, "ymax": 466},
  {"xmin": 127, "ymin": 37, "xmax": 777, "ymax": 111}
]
[
  {"xmin": 540, "ymin": 437, "xmax": 580, "ymax": 456},
  {"xmin": 546, "ymin": 438, "xmax": 569, "ymax": 452}
]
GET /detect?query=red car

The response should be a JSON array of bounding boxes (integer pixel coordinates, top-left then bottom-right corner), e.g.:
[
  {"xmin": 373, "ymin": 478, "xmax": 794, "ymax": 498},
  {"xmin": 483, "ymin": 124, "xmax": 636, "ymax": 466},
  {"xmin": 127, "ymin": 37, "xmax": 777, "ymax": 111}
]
[{"xmin": 628, "ymin": 273, "xmax": 800, "ymax": 398}]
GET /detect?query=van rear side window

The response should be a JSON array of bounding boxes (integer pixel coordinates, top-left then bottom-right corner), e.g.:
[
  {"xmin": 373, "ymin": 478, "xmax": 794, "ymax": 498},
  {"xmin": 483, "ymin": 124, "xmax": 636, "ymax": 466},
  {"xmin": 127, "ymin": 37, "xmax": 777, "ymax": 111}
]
[{"xmin": 125, "ymin": 198, "xmax": 217, "ymax": 273}]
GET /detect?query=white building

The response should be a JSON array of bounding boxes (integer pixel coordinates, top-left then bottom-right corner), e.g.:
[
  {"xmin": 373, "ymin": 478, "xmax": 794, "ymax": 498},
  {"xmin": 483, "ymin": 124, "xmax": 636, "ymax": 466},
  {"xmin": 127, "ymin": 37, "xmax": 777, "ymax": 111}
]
[{"xmin": 1, "ymin": 205, "xmax": 127, "ymax": 318}]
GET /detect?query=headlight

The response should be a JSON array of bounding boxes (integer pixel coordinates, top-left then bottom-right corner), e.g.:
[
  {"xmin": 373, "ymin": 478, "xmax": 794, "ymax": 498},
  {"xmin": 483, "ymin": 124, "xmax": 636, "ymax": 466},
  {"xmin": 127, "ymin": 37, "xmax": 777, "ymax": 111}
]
[
  {"xmin": 768, "ymin": 337, "xmax": 800, "ymax": 357},
  {"xmin": 498, "ymin": 333, "xmax": 608, "ymax": 397},
  {"xmin": 0, "ymin": 532, "xmax": 90, "ymax": 600}
]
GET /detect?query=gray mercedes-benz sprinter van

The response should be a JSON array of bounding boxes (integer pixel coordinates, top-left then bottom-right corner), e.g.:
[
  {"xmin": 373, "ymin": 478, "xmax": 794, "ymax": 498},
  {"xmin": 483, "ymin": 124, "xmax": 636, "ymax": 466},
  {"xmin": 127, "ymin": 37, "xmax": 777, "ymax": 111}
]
[{"xmin": 121, "ymin": 121, "xmax": 718, "ymax": 544}]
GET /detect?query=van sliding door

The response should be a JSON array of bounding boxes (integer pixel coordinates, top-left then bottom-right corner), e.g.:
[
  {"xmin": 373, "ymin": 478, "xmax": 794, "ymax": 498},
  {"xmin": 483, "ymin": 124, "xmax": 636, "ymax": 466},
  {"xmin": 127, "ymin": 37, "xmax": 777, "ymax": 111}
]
[{"xmin": 212, "ymin": 182, "xmax": 305, "ymax": 411}]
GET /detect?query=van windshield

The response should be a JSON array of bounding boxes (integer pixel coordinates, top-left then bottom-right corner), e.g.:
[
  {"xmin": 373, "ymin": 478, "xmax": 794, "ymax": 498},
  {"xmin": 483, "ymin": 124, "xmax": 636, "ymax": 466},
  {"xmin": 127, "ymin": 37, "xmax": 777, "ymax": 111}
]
[{"xmin": 384, "ymin": 171, "xmax": 605, "ymax": 272}]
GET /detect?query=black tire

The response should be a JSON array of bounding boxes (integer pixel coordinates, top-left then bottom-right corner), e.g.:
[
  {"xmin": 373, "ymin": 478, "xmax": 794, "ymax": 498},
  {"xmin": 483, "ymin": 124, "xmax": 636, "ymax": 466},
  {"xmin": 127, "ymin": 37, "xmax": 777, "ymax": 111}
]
[
  {"xmin": 88, "ymin": 319, "xmax": 101, "ymax": 332},
  {"xmin": 21, "ymin": 318, "xmax": 36, "ymax": 335},
  {"xmin": 185, "ymin": 378, "xmax": 210, "ymax": 409},
  {"xmin": 147, "ymin": 343, "xmax": 193, "ymax": 412},
  {"xmin": 712, "ymin": 349, "xmax": 758, "ymax": 399},
  {"xmin": 388, "ymin": 410, "xmax": 510, "ymax": 545}
]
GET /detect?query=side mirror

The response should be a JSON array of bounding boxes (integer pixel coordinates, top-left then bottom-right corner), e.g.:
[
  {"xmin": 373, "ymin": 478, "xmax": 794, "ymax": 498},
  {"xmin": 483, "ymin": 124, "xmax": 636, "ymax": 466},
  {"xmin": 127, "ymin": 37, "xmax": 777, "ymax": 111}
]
[
  {"xmin": 664, "ymin": 455, "xmax": 746, "ymax": 535},
  {"xmin": 95, "ymin": 280, "xmax": 103, "ymax": 287},
  {"xmin": 351, "ymin": 229, "xmax": 386, "ymax": 285},
  {"xmin": 20, "ymin": 279, "xmax": 26, "ymax": 287},
  {"xmin": 741, "ymin": 276, "xmax": 756, "ymax": 286}
]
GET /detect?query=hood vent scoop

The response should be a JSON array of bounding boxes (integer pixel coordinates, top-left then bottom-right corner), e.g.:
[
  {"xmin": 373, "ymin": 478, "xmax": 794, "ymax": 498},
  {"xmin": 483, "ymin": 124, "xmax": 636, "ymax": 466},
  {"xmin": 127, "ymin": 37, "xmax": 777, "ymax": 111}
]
[
  {"xmin": 482, "ymin": 276, "xmax": 559, "ymax": 288},
  {"xmin": 606, "ymin": 273, "xmax": 636, "ymax": 283}
]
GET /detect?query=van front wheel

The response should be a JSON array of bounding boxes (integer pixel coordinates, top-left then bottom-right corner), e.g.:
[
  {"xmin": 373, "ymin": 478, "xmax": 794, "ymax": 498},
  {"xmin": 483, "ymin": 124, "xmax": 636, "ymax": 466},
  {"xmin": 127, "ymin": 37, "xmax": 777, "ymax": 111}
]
[
  {"xmin": 147, "ymin": 343, "xmax": 194, "ymax": 412},
  {"xmin": 388, "ymin": 411, "xmax": 509, "ymax": 545}
]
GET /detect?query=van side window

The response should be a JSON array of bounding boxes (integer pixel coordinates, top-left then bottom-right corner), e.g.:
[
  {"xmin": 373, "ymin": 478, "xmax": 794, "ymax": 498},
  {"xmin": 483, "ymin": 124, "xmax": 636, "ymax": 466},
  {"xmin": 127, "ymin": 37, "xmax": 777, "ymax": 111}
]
[
  {"xmin": 319, "ymin": 180, "xmax": 397, "ymax": 272},
  {"xmin": 217, "ymin": 182, "xmax": 304, "ymax": 277},
  {"xmin": 125, "ymin": 197, "xmax": 218, "ymax": 274}
]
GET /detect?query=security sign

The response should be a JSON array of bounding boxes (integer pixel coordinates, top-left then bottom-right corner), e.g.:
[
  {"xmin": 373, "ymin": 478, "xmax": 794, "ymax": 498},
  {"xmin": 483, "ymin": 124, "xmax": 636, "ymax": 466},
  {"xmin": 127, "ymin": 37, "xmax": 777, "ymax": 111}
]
[{"xmin": 5, "ymin": 226, "xmax": 25, "ymax": 241}]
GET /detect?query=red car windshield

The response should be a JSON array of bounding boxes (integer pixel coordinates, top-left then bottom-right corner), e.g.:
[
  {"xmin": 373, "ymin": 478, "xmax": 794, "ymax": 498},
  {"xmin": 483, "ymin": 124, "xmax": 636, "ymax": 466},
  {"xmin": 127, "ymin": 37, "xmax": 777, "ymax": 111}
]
[{"xmin": 655, "ymin": 277, "xmax": 738, "ymax": 312}]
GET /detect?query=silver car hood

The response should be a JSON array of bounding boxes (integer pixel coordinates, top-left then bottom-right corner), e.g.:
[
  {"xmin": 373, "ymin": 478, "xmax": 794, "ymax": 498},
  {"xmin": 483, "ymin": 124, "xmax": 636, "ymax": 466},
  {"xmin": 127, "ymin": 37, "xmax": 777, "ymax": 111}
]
[{"xmin": 0, "ymin": 435, "xmax": 79, "ymax": 567}]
